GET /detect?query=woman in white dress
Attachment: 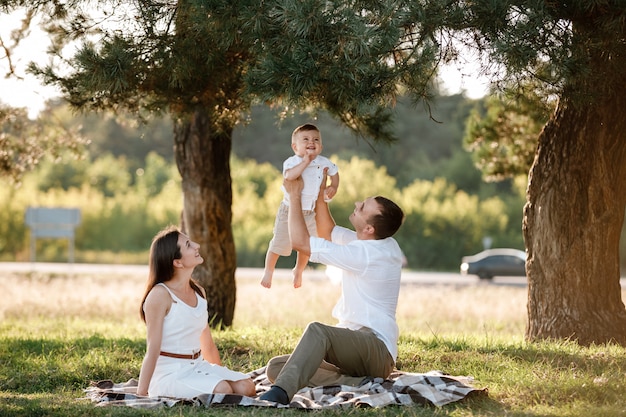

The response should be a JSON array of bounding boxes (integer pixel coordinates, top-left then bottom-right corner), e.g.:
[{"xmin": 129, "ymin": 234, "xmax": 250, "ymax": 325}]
[{"xmin": 137, "ymin": 226, "xmax": 255, "ymax": 398}]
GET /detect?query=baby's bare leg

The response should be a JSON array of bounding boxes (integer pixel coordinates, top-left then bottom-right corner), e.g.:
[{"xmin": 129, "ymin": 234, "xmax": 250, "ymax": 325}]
[
  {"xmin": 261, "ymin": 251, "xmax": 280, "ymax": 288},
  {"xmin": 292, "ymin": 251, "xmax": 309, "ymax": 288}
]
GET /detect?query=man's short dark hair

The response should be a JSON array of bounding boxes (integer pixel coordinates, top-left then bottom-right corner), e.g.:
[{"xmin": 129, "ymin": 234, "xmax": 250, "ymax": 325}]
[{"xmin": 370, "ymin": 197, "xmax": 404, "ymax": 239}]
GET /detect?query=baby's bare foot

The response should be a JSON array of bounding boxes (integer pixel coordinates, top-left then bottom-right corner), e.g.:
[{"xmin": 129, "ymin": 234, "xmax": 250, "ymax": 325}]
[
  {"xmin": 292, "ymin": 269, "xmax": 303, "ymax": 289},
  {"xmin": 260, "ymin": 272, "xmax": 273, "ymax": 288}
]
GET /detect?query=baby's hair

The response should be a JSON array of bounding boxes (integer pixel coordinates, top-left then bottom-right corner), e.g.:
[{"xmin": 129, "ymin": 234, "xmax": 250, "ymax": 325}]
[{"xmin": 292, "ymin": 123, "xmax": 319, "ymax": 142}]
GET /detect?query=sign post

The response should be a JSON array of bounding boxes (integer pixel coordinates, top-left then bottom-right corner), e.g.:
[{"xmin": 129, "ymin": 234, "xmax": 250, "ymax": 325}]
[{"xmin": 25, "ymin": 207, "xmax": 81, "ymax": 263}]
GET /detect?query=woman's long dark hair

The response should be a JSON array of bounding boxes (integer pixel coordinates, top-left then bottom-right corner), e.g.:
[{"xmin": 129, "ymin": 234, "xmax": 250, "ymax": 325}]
[{"xmin": 139, "ymin": 225, "xmax": 204, "ymax": 322}]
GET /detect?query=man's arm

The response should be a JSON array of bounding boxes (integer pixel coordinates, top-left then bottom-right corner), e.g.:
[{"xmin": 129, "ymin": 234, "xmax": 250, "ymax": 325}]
[
  {"xmin": 284, "ymin": 177, "xmax": 311, "ymax": 255},
  {"xmin": 315, "ymin": 170, "xmax": 336, "ymax": 240}
]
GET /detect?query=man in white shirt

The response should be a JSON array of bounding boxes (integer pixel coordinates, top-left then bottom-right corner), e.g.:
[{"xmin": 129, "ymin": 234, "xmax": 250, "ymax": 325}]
[{"xmin": 259, "ymin": 173, "xmax": 405, "ymax": 405}]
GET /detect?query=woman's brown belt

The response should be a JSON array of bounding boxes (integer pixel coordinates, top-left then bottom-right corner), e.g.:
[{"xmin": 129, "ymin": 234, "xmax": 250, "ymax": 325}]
[{"xmin": 159, "ymin": 350, "xmax": 201, "ymax": 359}]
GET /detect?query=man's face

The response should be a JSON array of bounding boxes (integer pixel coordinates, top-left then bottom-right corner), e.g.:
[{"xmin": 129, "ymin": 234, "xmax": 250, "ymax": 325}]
[{"xmin": 349, "ymin": 197, "xmax": 381, "ymax": 238}]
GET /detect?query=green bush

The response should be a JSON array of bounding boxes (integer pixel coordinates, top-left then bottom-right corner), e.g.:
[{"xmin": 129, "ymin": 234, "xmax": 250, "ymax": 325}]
[
  {"xmin": 0, "ymin": 153, "xmax": 181, "ymax": 262},
  {"xmin": 0, "ymin": 153, "xmax": 532, "ymax": 269},
  {"xmin": 231, "ymin": 157, "xmax": 283, "ymax": 267},
  {"xmin": 395, "ymin": 178, "xmax": 509, "ymax": 269},
  {"xmin": 0, "ymin": 182, "xmax": 32, "ymax": 260}
]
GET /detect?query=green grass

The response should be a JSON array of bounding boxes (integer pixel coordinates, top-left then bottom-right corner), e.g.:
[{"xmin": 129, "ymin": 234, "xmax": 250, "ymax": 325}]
[{"xmin": 1, "ymin": 271, "xmax": 625, "ymax": 416}]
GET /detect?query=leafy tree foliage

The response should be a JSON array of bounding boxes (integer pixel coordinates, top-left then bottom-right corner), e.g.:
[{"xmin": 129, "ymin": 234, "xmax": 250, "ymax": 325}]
[
  {"xmin": 464, "ymin": 86, "xmax": 553, "ymax": 181},
  {"xmin": 35, "ymin": 154, "xmax": 88, "ymax": 192},
  {"xmin": 72, "ymin": 107, "xmax": 174, "ymax": 174},
  {"xmin": 0, "ymin": 104, "xmax": 86, "ymax": 183},
  {"xmin": 231, "ymin": 157, "xmax": 284, "ymax": 267},
  {"xmin": 135, "ymin": 152, "xmax": 180, "ymax": 198},
  {"xmin": 234, "ymin": 95, "xmax": 480, "ymax": 189}
]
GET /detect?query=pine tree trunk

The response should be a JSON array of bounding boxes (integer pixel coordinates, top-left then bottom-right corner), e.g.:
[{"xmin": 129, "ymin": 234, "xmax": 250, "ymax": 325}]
[
  {"xmin": 523, "ymin": 94, "xmax": 626, "ymax": 345},
  {"xmin": 173, "ymin": 109, "xmax": 236, "ymax": 328}
]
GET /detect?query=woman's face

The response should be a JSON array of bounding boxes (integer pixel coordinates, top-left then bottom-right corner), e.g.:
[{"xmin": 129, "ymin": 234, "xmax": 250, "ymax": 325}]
[{"xmin": 176, "ymin": 233, "xmax": 203, "ymax": 269}]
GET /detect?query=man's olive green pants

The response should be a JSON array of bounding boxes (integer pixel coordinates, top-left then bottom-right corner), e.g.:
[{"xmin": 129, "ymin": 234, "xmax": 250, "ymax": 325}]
[{"xmin": 266, "ymin": 321, "xmax": 394, "ymax": 399}]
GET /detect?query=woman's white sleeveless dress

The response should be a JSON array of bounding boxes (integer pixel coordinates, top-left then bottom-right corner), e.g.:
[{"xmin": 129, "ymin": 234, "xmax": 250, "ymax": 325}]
[{"xmin": 148, "ymin": 283, "xmax": 250, "ymax": 398}]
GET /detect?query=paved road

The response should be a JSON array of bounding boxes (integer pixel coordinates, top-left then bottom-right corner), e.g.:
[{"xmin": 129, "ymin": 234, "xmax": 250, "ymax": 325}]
[
  {"xmin": 0, "ymin": 261, "xmax": 524, "ymax": 286},
  {"xmin": 2, "ymin": 262, "xmax": 624, "ymax": 288}
]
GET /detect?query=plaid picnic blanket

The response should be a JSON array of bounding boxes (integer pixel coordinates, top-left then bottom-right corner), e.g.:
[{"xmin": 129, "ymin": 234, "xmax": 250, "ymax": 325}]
[{"xmin": 83, "ymin": 367, "xmax": 487, "ymax": 409}]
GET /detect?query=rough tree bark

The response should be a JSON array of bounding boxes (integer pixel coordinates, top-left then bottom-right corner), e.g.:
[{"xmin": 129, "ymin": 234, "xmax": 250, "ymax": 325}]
[
  {"xmin": 523, "ymin": 92, "xmax": 626, "ymax": 345},
  {"xmin": 173, "ymin": 109, "xmax": 237, "ymax": 328}
]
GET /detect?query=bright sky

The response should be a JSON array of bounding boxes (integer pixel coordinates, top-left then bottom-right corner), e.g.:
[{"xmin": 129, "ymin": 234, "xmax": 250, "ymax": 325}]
[
  {"xmin": 0, "ymin": 12, "xmax": 60, "ymax": 118},
  {"xmin": 0, "ymin": 11, "xmax": 488, "ymax": 119}
]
